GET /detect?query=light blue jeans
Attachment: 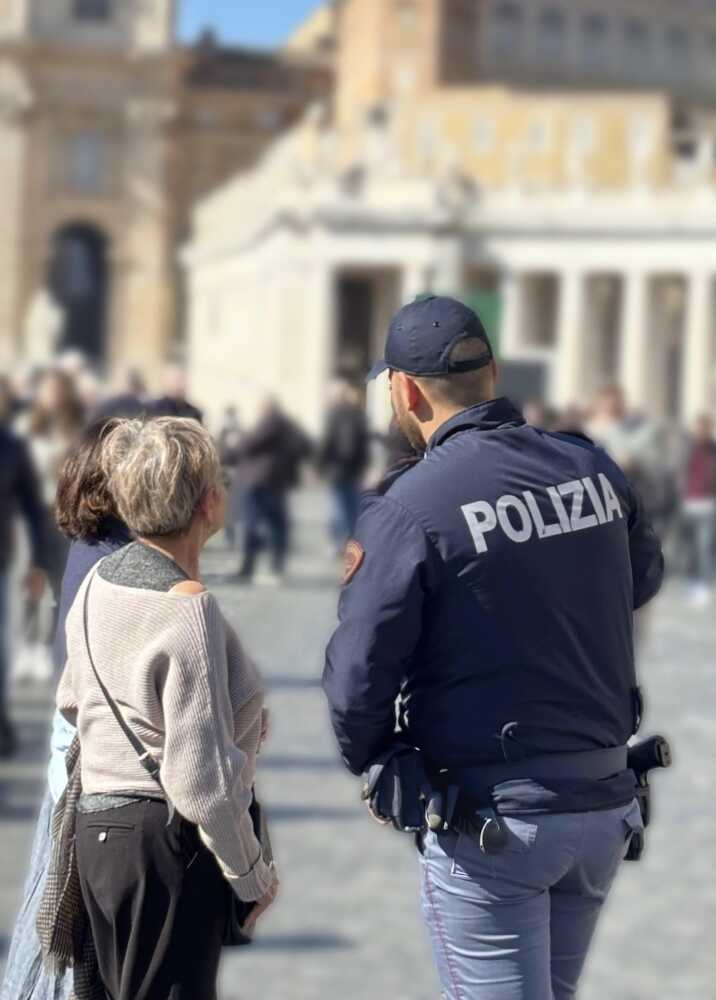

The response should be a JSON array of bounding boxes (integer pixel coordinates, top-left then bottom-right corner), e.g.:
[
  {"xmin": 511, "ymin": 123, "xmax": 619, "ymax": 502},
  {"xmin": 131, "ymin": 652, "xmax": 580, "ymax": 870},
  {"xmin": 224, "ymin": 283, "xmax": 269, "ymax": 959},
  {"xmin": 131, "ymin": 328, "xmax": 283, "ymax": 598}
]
[
  {"xmin": 0, "ymin": 712, "xmax": 76, "ymax": 1000},
  {"xmin": 420, "ymin": 800, "xmax": 643, "ymax": 1000}
]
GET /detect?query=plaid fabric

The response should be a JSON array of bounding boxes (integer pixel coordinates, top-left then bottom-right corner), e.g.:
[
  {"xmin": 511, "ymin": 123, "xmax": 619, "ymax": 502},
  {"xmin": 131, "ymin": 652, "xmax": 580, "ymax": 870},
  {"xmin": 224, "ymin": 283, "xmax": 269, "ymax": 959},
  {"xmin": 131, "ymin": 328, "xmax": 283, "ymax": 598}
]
[{"xmin": 36, "ymin": 735, "xmax": 104, "ymax": 1000}]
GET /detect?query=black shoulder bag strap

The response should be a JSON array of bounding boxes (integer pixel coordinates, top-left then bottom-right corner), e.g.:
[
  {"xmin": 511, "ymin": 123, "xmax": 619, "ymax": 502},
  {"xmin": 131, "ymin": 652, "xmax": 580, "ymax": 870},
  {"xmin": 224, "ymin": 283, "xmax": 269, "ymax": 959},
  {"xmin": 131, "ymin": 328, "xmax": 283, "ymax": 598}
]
[{"xmin": 82, "ymin": 574, "xmax": 163, "ymax": 789}]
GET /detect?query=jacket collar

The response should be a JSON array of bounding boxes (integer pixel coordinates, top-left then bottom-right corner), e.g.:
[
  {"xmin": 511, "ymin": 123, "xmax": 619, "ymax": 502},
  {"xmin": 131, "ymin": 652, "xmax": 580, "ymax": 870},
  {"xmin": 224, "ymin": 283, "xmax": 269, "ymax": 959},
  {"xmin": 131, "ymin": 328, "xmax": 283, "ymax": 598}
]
[{"xmin": 427, "ymin": 397, "xmax": 525, "ymax": 453}]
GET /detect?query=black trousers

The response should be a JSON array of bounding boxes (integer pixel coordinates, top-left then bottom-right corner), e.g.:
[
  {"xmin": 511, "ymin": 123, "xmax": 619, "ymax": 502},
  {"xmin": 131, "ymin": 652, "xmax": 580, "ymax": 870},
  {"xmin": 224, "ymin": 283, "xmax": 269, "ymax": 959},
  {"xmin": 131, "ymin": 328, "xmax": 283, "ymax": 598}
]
[
  {"xmin": 240, "ymin": 485, "xmax": 289, "ymax": 576},
  {"xmin": 76, "ymin": 800, "xmax": 228, "ymax": 1000}
]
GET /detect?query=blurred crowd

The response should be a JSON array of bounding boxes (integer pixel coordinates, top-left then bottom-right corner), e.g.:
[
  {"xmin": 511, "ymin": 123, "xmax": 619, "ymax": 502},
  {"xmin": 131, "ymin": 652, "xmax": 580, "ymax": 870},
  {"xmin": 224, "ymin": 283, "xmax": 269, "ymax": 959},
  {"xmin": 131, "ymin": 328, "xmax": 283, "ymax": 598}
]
[
  {"xmin": 0, "ymin": 353, "xmax": 715, "ymax": 762},
  {"xmin": 523, "ymin": 385, "xmax": 716, "ymax": 606}
]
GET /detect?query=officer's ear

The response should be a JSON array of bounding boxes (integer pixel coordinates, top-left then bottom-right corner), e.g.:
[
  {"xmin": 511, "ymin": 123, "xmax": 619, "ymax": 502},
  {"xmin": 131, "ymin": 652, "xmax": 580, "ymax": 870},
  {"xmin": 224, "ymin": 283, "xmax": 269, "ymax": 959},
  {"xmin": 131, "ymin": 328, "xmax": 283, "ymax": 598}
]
[{"xmin": 404, "ymin": 376, "xmax": 423, "ymax": 413}]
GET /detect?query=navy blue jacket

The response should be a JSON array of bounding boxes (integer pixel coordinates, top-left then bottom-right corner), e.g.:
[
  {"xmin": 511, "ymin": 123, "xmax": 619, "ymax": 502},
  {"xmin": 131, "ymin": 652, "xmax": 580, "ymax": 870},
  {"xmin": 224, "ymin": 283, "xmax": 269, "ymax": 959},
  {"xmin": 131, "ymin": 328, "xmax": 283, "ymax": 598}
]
[
  {"xmin": 0, "ymin": 426, "xmax": 47, "ymax": 572},
  {"xmin": 323, "ymin": 398, "xmax": 664, "ymax": 811},
  {"xmin": 52, "ymin": 517, "xmax": 132, "ymax": 676}
]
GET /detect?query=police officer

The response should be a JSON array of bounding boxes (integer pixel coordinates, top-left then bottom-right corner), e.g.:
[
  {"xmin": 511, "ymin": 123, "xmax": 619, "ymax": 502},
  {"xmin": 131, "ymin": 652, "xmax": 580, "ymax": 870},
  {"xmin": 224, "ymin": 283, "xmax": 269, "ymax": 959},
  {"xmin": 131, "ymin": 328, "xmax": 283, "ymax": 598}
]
[{"xmin": 322, "ymin": 296, "xmax": 664, "ymax": 1000}]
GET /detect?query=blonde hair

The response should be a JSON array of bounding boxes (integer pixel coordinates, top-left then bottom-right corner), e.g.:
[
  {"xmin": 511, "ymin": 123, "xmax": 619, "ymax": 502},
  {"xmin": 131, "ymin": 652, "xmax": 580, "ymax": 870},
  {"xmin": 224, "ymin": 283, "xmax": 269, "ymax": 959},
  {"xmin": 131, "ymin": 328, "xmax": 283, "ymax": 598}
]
[{"xmin": 102, "ymin": 417, "xmax": 220, "ymax": 537}]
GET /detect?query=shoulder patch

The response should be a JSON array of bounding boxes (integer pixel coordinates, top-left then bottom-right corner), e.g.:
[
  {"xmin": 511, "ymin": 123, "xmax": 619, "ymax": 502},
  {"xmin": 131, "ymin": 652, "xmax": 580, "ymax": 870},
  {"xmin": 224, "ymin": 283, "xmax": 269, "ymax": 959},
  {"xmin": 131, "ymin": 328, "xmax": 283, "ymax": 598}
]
[{"xmin": 342, "ymin": 539, "xmax": 365, "ymax": 586}]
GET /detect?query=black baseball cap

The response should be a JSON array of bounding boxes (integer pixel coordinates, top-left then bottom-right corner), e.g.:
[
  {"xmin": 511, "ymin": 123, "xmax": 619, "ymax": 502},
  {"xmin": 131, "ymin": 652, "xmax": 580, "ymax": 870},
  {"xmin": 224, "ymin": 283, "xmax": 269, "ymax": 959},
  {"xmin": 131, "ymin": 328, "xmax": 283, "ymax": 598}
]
[{"xmin": 367, "ymin": 295, "xmax": 493, "ymax": 381}]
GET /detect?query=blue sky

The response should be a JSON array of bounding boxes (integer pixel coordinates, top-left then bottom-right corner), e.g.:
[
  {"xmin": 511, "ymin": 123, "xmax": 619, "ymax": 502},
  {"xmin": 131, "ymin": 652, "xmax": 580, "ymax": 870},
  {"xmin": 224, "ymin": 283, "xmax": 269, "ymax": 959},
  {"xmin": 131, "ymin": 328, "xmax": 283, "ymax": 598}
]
[{"xmin": 179, "ymin": 1, "xmax": 323, "ymax": 49}]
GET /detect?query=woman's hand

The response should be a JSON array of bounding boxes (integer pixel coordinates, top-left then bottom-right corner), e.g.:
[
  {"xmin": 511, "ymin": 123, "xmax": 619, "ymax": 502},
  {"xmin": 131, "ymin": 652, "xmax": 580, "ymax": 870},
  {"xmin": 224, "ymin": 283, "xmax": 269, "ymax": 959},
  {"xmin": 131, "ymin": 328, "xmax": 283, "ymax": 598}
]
[{"xmin": 243, "ymin": 869, "xmax": 279, "ymax": 930}]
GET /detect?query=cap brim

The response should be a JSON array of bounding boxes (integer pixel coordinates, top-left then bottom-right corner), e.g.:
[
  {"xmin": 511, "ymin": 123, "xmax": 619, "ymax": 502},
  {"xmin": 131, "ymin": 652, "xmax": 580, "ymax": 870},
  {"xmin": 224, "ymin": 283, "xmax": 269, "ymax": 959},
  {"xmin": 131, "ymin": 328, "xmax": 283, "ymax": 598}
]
[{"xmin": 366, "ymin": 360, "xmax": 389, "ymax": 382}]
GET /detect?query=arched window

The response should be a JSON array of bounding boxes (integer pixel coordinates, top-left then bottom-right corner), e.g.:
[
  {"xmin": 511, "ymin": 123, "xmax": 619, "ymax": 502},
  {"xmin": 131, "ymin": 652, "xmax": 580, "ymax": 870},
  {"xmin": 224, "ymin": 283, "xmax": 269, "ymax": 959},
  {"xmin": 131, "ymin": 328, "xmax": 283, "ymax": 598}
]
[
  {"xmin": 74, "ymin": 0, "xmax": 111, "ymax": 21},
  {"xmin": 48, "ymin": 224, "xmax": 109, "ymax": 361},
  {"xmin": 537, "ymin": 8, "xmax": 566, "ymax": 62}
]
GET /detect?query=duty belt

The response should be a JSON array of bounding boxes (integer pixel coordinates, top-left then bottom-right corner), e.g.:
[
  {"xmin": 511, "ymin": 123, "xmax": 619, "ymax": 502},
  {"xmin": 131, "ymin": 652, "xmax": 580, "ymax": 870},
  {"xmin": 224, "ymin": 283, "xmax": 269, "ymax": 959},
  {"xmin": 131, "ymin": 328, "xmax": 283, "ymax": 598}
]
[{"xmin": 446, "ymin": 745, "xmax": 629, "ymax": 792}]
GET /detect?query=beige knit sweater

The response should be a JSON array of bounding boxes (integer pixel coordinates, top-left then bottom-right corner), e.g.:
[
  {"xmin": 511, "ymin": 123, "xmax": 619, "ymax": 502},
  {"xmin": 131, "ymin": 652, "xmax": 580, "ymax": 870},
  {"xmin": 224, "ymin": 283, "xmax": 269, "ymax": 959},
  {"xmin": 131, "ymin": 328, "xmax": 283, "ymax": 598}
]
[{"xmin": 57, "ymin": 567, "xmax": 273, "ymax": 902}]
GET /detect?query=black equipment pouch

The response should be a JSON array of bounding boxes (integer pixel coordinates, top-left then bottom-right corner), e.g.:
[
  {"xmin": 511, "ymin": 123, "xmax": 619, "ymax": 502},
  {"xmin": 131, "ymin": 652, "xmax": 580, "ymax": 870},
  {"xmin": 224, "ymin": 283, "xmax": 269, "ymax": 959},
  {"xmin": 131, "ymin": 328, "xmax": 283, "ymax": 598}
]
[
  {"xmin": 362, "ymin": 746, "xmax": 509, "ymax": 855},
  {"xmin": 450, "ymin": 792, "xmax": 509, "ymax": 855},
  {"xmin": 624, "ymin": 735, "xmax": 672, "ymax": 863}
]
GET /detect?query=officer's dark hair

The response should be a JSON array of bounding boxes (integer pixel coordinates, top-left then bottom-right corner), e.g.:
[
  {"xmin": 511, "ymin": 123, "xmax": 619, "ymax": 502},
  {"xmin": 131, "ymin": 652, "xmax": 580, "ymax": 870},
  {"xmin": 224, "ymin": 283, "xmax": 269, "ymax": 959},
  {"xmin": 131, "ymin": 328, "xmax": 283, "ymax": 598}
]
[{"xmin": 416, "ymin": 340, "xmax": 495, "ymax": 408}]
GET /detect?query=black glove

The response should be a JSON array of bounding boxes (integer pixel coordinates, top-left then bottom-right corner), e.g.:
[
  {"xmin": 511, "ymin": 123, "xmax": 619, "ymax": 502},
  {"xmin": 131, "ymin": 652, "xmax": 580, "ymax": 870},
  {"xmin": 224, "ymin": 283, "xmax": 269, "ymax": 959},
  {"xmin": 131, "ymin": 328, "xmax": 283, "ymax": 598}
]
[{"xmin": 362, "ymin": 743, "xmax": 433, "ymax": 833}]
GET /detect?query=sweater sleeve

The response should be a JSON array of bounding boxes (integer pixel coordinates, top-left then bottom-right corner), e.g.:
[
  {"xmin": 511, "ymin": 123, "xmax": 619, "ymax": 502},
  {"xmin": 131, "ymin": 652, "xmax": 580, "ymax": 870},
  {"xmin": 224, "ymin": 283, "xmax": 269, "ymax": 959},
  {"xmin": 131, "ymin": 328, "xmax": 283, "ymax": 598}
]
[
  {"xmin": 56, "ymin": 658, "xmax": 78, "ymax": 727},
  {"xmin": 159, "ymin": 594, "xmax": 273, "ymax": 902}
]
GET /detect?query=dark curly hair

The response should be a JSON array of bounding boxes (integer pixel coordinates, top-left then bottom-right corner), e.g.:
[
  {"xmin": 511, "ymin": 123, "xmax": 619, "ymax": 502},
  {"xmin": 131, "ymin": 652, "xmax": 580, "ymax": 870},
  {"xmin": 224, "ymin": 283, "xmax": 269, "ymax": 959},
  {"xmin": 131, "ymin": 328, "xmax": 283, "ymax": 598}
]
[{"xmin": 55, "ymin": 417, "xmax": 124, "ymax": 541}]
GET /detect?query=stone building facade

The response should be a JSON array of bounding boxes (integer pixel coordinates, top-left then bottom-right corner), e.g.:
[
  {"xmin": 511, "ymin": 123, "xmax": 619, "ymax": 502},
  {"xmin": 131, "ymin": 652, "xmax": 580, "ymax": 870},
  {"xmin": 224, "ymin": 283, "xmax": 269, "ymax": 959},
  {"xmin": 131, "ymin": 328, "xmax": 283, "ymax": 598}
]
[
  {"xmin": 0, "ymin": 0, "xmax": 329, "ymax": 381},
  {"xmin": 185, "ymin": 0, "xmax": 716, "ymax": 433}
]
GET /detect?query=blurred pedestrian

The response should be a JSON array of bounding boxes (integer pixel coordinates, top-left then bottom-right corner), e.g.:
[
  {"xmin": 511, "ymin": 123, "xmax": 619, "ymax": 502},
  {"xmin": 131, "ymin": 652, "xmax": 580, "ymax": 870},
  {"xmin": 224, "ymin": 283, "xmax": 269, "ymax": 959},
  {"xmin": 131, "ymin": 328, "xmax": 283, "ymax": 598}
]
[
  {"xmin": 586, "ymin": 384, "xmax": 656, "ymax": 465},
  {"xmin": 94, "ymin": 368, "xmax": 149, "ymax": 420},
  {"xmin": 681, "ymin": 413, "xmax": 716, "ymax": 605},
  {"xmin": 217, "ymin": 405, "xmax": 245, "ymax": 548},
  {"xmin": 14, "ymin": 369, "xmax": 84, "ymax": 679},
  {"xmin": 236, "ymin": 397, "xmax": 312, "ymax": 585},
  {"xmin": 587, "ymin": 383, "xmax": 678, "ymax": 547},
  {"xmin": 318, "ymin": 381, "xmax": 369, "ymax": 553},
  {"xmin": 55, "ymin": 417, "xmax": 277, "ymax": 998},
  {"xmin": 0, "ymin": 375, "xmax": 47, "ymax": 757},
  {"xmin": 149, "ymin": 364, "xmax": 203, "ymax": 423},
  {"xmin": 2, "ymin": 417, "xmax": 129, "ymax": 1000},
  {"xmin": 553, "ymin": 403, "xmax": 587, "ymax": 435},
  {"xmin": 523, "ymin": 399, "xmax": 558, "ymax": 430}
]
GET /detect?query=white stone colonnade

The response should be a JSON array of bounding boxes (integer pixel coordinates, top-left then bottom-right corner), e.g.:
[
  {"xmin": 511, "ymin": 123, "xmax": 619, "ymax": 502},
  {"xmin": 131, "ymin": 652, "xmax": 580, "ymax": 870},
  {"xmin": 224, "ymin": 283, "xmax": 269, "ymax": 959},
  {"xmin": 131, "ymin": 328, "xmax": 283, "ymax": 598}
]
[{"xmin": 498, "ymin": 267, "xmax": 715, "ymax": 424}]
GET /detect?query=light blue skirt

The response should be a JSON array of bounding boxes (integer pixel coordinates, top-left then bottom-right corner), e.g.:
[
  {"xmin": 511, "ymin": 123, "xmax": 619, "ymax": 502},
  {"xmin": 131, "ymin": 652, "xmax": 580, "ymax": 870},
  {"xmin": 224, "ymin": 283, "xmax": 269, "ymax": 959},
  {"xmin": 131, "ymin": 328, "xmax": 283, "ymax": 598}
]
[{"xmin": 0, "ymin": 711, "xmax": 75, "ymax": 1000}]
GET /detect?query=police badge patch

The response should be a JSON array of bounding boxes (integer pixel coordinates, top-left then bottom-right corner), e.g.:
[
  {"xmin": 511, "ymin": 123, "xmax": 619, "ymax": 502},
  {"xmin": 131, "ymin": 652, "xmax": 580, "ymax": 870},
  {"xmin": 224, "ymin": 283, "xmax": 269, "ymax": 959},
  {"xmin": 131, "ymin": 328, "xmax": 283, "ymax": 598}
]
[{"xmin": 342, "ymin": 539, "xmax": 365, "ymax": 585}]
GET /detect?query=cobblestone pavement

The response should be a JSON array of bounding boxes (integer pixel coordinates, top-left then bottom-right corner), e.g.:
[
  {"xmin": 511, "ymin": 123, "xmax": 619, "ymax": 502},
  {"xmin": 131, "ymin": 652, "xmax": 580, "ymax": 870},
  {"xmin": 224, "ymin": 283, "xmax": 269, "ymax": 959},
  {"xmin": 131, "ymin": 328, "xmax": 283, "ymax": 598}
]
[{"xmin": 0, "ymin": 492, "xmax": 713, "ymax": 999}]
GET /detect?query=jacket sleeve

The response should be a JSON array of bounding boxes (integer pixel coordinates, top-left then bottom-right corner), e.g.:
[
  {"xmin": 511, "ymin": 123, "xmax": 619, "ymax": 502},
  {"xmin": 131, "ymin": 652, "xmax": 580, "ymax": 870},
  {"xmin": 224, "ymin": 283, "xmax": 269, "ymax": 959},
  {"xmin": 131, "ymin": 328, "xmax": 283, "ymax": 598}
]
[
  {"xmin": 322, "ymin": 494, "xmax": 435, "ymax": 775},
  {"xmin": 626, "ymin": 479, "xmax": 664, "ymax": 610}
]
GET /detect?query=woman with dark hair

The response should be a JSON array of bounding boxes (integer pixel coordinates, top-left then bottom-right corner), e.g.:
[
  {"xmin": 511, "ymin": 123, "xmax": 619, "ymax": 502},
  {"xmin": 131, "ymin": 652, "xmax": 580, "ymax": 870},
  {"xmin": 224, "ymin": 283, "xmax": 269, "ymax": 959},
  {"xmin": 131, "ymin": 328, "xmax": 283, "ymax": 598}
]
[
  {"xmin": 14, "ymin": 369, "xmax": 86, "ymax": 680},
  {"xmin": 1, "ymin": 418, "xmax": 131, "ymax": 1000}
]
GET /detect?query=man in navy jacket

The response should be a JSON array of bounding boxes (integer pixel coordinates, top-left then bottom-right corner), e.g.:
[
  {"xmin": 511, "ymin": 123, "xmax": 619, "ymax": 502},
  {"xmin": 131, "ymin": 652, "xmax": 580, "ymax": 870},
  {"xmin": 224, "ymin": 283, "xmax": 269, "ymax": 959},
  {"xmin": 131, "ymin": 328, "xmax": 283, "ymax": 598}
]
[
  {"xmin": 0, "ymin": 377, "xmax": 47, "ymax": 757},
  {"xmin": 323, "ymin": 297, "xmax": 663, "ymax": 999}
]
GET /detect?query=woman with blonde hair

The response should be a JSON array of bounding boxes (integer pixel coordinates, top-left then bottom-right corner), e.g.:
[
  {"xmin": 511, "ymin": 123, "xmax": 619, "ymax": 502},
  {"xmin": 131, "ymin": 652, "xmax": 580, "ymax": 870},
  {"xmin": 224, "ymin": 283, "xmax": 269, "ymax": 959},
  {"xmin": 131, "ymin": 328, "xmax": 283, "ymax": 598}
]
[{"xmin": 56, "ymin": 417, "xmax": 278, "ymax": 1000}]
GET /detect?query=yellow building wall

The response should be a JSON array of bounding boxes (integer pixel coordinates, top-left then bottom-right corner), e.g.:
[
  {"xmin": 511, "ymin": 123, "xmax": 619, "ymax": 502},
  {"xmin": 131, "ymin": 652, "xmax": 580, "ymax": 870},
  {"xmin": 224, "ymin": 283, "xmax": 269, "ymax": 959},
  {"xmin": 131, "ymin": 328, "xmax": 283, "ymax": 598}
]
[{"xmin": 391, "ymin": 88, "xmax": 671, "ymax": 191}]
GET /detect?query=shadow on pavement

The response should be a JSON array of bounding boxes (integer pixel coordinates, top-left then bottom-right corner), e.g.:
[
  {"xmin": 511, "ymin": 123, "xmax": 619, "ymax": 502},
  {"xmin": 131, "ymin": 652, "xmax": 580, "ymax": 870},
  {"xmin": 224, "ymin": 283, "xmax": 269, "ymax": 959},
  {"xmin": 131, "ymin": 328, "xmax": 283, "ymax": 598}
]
[
  {"xmin": 260, "ymin": 754, "xmax": 340, "ymax": 771},
  {"xmin": 266, "ymin": 805, "xmax": 356, "ymax": 823},
  {"xmin": 204, "ymin": 573, "xmax": 339, "ymax": 592},
  {"xmin": 265, "ymin": 675, "xmax": 322, "ymax": 691},
  {"xmin": 12, "ymin": 719, "xmax": 51, "ymax": 759},
  {"xmin": 0, "ymin": 777, "xmax": 45, "ymax": 822},
  {"xmin": 252, "ymin": 932, "xmax": 353, "ymax": 952}
]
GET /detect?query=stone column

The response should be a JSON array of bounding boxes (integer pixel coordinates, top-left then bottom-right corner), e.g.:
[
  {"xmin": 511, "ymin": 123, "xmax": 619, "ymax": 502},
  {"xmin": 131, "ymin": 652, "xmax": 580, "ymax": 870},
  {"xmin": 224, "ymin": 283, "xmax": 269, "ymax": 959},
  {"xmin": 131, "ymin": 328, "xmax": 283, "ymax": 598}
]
[
  {"xmin": 305, "ymin": 263, "xmax": 336, "ymax": 436},
  {"xmin": 401, "ymin": 262, "xmax": 432, "ymax": 305},
  {"xmin": 0, "ymin": 70, "xmax": 32, "ymax": 365},
  {"xmin": 682, "ymin": 272, "xmax": 714, "ymax": 424},
  {"xmin": 430, "ymin": 235, "xmax": 463, "ymax": 296},
  {"xmin": 552, "ymin": 270, "xmax": 585, "ymax": 409},
  {"xmin": 619, "ymin": 270, "xmax": 650, "ymax": 412},
  {"xmin": 117, "ymin": 98, "xmax": 176, "ymax": 378},
  {"xmin": 498, "ymin": 270, "xmax": 521, "ymax": 359}
]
